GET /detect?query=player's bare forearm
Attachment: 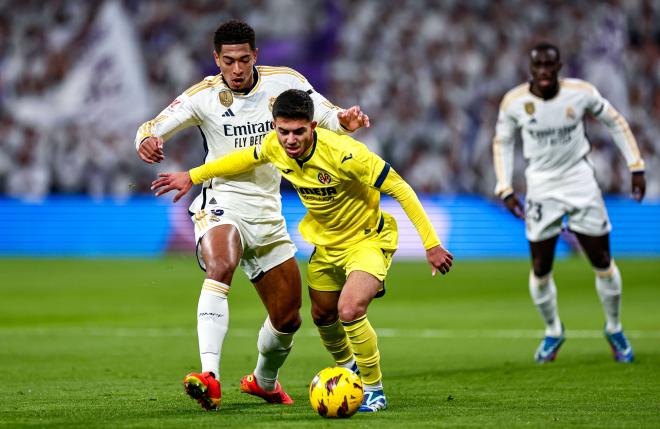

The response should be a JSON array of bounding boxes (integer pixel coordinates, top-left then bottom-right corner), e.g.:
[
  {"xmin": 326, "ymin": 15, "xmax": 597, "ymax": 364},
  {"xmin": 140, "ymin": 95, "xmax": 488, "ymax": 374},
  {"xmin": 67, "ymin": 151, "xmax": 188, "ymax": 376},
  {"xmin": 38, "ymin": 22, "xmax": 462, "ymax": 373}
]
[
  {"xmin": 338, "ymin": 105, "xmax": 370, "ymax": 131},
  {"xmin": 427, "ymin": 245, "xmax": 454, "ymax": 277},
  {"xmin": 504, "ymin": 194, "xmax": 525, "ymax": 219},
  {"xmin": 151, "ymin": 172, "xmax": 192, "ymax": 203},
  {"xmin": 138, "ymin": 136, "xmax": 165, "ymax": 164},
  {"xmin": 631, "ymin": 171, "xmax": 646, "ymax": 202}
]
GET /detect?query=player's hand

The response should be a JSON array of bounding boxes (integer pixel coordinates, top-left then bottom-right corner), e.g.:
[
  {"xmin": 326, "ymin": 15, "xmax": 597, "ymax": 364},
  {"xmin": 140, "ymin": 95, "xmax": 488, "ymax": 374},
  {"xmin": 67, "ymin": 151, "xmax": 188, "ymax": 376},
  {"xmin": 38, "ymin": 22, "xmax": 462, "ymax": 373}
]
[
  {"xmin": 151, "ymin": 172, "xmax": 192, "ymax": 203},
  {"xmin": 504, "ymin": 194, "xmax": 525, "ymax": 219},
  {"xmin": 338, "ymin": 105, "xmax": 370, "ymax": 131},
  {"xmin": 631, "ymin": 171, "xmax": 646, "ymax": 202},
  {"xmin": 138, "ymin": 136, "xmax": 165, "ymax": 164},
  {"xmin": 426, "ymin": 245, "xmax": 454, "ymax": 277}
]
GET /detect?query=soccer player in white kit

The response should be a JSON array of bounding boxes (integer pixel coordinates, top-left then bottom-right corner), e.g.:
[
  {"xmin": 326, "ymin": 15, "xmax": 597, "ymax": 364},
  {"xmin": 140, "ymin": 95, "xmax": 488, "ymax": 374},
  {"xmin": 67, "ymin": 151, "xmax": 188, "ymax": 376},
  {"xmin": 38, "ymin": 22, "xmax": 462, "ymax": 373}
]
[
  {"xmin": 492, "ymin": 42, "xmax": 646, "ymax": 364},
  {"xmin": 134, "ymin": 20, "xmax": 369, "ymax": 410}
]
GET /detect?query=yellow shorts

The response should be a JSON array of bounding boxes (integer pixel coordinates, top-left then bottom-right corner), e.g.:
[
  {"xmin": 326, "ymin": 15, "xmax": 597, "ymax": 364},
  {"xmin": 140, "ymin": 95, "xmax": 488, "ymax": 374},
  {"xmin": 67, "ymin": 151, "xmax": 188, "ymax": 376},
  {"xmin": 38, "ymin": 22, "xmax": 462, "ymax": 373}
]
[{"xmin": 307, "ymin": 212, "xmax": 398, "ymax": 293}]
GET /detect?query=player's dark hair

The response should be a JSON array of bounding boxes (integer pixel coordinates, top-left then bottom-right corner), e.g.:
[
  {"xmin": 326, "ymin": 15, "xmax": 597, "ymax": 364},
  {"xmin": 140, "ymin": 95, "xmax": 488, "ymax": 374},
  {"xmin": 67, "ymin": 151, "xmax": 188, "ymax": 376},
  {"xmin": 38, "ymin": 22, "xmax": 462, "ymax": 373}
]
[
  {"xmin": 214, "ymin": 20, "xmax": 256, "ymax": 53},
  {"xmin": 530, "ymin": 41, "xmax": 560, "ymax": 61},
  {"xmin": 272, "ymin": 89, "xmax": 315, "ymax": 122}
]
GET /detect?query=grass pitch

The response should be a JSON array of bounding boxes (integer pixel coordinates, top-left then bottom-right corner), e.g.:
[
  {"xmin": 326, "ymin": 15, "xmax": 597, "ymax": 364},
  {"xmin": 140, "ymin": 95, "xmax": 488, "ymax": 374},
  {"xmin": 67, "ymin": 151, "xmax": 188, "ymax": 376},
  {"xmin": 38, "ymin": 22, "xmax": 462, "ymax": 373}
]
[{"xmin": 0, "ymin": 257, "xmax": 659, "ymax": 428}]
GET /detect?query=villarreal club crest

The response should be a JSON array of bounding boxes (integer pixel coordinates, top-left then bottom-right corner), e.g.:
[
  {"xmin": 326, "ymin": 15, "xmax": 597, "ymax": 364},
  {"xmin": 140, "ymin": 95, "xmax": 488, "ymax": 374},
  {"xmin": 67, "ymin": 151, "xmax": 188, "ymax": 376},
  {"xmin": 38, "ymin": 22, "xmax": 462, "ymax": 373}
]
[{"xmin": 317, "ymin": 171, "xmax": 332, "ymax": 185}]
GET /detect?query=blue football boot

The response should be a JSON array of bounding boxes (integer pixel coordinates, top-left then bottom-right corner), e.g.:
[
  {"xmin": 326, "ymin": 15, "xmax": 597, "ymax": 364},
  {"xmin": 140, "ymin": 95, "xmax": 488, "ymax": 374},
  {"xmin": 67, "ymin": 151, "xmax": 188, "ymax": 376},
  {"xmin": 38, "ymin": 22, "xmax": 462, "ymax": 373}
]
[
  {"xmin": 605, "ymin": 328, "xmax": 634, "ymax": 363},
  {"xmin": 534, "ymin": 327, "xmax": 565, "ymax": 363},
  {"xmin": 358, "ymin": 389, "xmax": 387, "ymax": 412}
]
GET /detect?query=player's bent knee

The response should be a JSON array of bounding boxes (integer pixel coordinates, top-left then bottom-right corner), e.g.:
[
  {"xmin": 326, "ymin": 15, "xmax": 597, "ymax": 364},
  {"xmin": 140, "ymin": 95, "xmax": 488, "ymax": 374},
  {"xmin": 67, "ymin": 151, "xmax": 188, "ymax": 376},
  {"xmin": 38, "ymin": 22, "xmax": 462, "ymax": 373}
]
[
  {"xmin": 532, "ymin": 259, "xmax": 552, "ymax": 278},
  {"xmin": 338, "ymin": 304, "xmax": 367, "ymax": 324},
  {"xmin": 270, "ymin": 311, "xmax": 302, "ymax": 334},
  {"xmin": 311, "ymin": 308, "xmax": 339, "ymax": 327},
  {"xmin": 205, "ymin": 259, "xmax": 238, "ymax": 284},
  {"xmin": 591, "ymin": 253, "xmax": 611, "ymax": 270}
]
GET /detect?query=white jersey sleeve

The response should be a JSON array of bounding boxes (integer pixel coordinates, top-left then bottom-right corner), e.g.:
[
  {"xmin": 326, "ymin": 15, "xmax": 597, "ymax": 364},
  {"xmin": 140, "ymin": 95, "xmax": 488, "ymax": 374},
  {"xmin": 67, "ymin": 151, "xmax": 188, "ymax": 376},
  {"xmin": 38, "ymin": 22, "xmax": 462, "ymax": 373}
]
[
  {"xmin": 283, "ymin": 68, "xmax": 345, "ymax": 134},
  {"xmin": 310, "ymin": 89, "xmax": 345, "ymax": 134},
  {"xmin": 492, "ymin": 85, "xmax": 523, "ymax": 198},
  {"xmin": 135, "ymin": 67, "xmax": 353, "ymax": 220},
  {"xmin": 587, "ymin": 86, "xmax": 645, "ymax": 172},
  {"xmin": 134, "ymin": 90, "xmax": 202, "ymax": 150}
]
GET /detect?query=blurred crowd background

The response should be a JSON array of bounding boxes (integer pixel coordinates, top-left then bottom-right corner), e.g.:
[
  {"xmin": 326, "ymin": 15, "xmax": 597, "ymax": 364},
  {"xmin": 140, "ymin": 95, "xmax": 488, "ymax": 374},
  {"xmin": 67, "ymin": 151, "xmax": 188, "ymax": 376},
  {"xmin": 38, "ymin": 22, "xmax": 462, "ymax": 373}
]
[{"xmin": 1, "ymin": 0, "xmax": 658, "ymax": 201}]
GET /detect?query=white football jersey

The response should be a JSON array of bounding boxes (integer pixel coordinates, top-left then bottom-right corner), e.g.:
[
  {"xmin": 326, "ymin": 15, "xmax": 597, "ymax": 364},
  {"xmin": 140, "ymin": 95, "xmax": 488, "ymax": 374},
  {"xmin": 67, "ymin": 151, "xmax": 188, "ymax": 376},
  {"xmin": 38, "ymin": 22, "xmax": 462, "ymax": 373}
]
[
  {"xmin": 135, "ymin": 66, "xmax": 345, "ymax": 218},
  {"xmin": 493, "ymin": 78, "xmax": 645, "ymax": 198}
]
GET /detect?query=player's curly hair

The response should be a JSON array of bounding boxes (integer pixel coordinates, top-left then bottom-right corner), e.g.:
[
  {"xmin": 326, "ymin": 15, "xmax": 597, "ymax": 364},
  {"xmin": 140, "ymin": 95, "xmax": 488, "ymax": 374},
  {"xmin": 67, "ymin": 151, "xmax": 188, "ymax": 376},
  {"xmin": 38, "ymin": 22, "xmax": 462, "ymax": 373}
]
[
  {"xmin": 214, "ymin": 20, "xmax": 256, "ymax": 52},
  {"xmin": 272, "ymin": 89, "xmax": 315, "ymax": 122}
]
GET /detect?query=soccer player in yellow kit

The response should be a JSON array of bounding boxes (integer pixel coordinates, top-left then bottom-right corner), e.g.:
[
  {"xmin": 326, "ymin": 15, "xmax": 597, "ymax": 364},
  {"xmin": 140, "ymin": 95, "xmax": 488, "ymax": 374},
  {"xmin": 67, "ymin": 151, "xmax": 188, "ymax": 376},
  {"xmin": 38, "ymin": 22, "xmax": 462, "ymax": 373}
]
[{"xmin": 152, "ymin": 89, "xmax": 454, "ymax": 412}]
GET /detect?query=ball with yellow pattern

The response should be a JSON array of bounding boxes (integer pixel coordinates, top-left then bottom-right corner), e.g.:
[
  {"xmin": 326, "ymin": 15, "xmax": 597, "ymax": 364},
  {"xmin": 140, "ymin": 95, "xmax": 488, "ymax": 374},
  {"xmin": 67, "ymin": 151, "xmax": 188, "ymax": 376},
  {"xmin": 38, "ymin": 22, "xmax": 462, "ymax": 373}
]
[{"xmin": 309, "ymin": 367, "xmax": 364, "ymax": 418}]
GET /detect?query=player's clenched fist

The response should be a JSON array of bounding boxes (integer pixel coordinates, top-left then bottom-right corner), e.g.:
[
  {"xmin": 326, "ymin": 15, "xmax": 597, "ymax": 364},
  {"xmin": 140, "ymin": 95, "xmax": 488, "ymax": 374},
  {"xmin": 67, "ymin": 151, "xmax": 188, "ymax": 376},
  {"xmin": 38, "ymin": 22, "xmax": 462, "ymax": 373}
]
[
  {"xmin": 504, "ymin": 194, "xmax": 525, "ymax": 219},
  {"xmin": 426, "ymin": 245, "xmax": 454, "ymax": 277},
  {"xmin": 338, "ymin": 105, "xmax": 370, "ymax": 132},
  {"xmin": 138, "ymin": 136, "xmax": 165, "ymax": 164}
]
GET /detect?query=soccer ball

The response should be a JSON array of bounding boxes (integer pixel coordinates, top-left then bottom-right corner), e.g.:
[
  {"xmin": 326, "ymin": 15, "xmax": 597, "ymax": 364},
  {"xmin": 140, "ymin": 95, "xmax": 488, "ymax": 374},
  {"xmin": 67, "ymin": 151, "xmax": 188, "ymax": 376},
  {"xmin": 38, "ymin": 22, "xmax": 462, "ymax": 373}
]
[{"xmin": 309, "ymin": 366, "xmax": 363, "ymax": 418}]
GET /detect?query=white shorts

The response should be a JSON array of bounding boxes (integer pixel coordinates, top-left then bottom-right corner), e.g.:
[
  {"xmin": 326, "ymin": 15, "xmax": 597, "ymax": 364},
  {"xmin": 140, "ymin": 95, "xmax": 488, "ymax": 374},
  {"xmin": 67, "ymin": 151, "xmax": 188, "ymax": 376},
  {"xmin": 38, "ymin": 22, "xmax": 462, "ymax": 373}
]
[
  {"xmin": 191, "ymin": 208, "xmax": 297, "ymax": 281},
  {"xmin": 524, "ymin": 179, "xmax": 611, "ymax": 242}
]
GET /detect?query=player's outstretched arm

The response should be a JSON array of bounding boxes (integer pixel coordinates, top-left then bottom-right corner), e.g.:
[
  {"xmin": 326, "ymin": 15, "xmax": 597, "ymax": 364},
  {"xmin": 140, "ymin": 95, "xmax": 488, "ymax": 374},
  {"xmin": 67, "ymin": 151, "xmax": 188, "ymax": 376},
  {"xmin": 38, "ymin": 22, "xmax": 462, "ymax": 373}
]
[
  {"xmin": 152, "ymin": 146, "xmax": 266, "ymax": 202},
  {"xmin": 376, "ymin": 166, "xmax": 453, "ymax": 277},
  {"xmin": 138, "ymin": 136, "xmax": 165, "ymax": 164},
  {"xmin": 337, "ymin": 106, "xmax": 370, "ymax": 131},
  {"xmin": 151, "ymin": 172, "xmax": 193, "ymax": 203},
  {"xmin": 134, "ymin": 91, "xmax": 203, "ymax": 164},
  {"xmin": 426, "ymin": 244, "xmax": 454, "ymax": 277},
  {"xmin": 503, "ymin": 194, "xmax": 525, "ymax": 219},
  {"xmin": 188, "ymin": 146, "xmax": 264, "ymax": 184},
  {"xmin": 631, "ymin": 171, "xmax": 646, "ymax": 202}
]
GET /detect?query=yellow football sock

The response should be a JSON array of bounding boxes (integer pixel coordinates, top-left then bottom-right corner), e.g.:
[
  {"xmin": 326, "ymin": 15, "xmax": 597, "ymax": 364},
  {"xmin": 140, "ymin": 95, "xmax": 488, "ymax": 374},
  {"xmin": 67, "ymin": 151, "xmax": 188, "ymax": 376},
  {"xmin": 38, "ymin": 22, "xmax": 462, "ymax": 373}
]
[
  {"xmin": 316, "ymin": 319, "xmax": 353, "ymax": 365},
  {"xmin": 341, "ymin": 315, "xmax": 382, "ymax": 385}
]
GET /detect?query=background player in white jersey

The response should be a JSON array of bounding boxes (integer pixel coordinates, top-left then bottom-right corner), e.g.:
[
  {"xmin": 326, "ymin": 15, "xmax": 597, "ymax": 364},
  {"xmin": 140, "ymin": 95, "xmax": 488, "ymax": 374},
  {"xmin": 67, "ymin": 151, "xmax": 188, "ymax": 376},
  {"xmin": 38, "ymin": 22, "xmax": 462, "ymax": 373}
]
[
  {"xmin": 492, "ymin": 42, "xmax": 646, "ymax": 364},
  {"xmin": 134, "ymin": 20, "xmax": 369, "ymax": 410}
]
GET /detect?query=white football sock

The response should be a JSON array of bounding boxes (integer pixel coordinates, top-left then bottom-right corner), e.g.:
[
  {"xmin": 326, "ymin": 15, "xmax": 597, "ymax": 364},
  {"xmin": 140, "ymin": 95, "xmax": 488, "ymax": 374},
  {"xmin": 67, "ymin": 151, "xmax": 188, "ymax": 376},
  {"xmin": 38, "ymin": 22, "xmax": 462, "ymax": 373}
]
[
  {"xmin": 363, "ymin": 380, "xmax": 383, "ymax": 392},
  {"xmin": 529, "ymin": 271, "xmax": 562, "ymax": 337},
  {"xmin": 197, "ymin": 280, "xmax": 230, "ymax": 379},
  {"xmin": 338, "ymin": 357, "xmax": 357, "ymax": 371},
  {"xmin": 254, "ymin": 317, "xmax": 294, "ymax": 391},
  {"xmin": 595, "ymin": 261, "xmax": 623, "ymax": 333}
]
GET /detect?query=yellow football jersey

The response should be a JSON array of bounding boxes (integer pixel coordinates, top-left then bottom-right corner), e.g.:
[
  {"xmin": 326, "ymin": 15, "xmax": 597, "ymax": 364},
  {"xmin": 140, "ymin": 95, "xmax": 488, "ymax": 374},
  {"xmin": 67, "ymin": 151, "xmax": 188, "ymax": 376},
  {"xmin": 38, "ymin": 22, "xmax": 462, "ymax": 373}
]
[{"xmin": 190, "ymin": 127, "xmax": 440, "ymax": 249}]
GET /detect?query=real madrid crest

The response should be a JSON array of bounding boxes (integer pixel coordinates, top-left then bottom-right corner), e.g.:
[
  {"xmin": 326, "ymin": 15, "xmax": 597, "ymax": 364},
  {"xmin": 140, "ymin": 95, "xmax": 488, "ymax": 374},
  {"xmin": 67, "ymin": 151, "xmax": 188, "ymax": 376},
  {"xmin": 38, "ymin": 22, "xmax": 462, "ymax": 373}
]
[
  {"xmin": 268, "ymin": 96, "xmax": 276, "ymax": 112},
  {"xmin": 524, "ymin": 102, "xmax": 535, "ymax": 115},
  {"xmin": 219, "ymin": 90, "xmax": 233, "ymax": 107},
  {"xmin": 566, "ymin": 106, "xmax": 576, "ymax": 120},
  {"xmin": 317, "ymin": 171, "xmax": 332, "ymax": 185}
]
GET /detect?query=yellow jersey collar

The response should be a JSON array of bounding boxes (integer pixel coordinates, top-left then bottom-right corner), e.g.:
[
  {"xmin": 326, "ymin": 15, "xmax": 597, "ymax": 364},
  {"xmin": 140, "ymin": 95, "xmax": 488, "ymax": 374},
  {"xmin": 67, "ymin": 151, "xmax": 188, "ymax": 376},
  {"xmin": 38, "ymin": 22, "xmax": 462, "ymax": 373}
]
[{"xmin": 296, "ymin": 131, "xmax": 318, "ymax": 167}]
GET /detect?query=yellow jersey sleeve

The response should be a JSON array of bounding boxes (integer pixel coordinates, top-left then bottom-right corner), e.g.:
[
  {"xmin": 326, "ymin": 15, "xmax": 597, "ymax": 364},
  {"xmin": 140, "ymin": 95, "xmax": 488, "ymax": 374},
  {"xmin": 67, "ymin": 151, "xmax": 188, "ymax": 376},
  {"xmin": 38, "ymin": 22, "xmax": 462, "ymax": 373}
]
[
  {"xmin": 338, "ymin": 143, "xmax": 441, "ymax": 250},
  {"xmin": 189, "ymin": 145, "xmax": 267, "ymax": 185},
  {"xmin": 379, "ymin": 168, "xmax": 441, "ymax": 250}
]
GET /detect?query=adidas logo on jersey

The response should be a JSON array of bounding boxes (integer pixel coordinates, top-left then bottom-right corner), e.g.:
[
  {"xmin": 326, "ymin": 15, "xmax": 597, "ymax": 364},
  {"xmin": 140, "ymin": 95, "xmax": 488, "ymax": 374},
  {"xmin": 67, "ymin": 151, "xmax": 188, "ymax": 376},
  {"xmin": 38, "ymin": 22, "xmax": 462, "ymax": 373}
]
[
  {"xmin": 222, "ymin": 109, "xmax": 235, "ymax": 117},
  {"xmin": 209, "ymin": 197, "xmax": 217, "ymax": 205}
]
